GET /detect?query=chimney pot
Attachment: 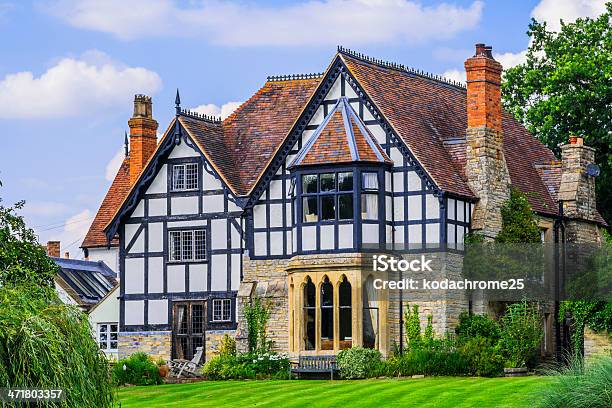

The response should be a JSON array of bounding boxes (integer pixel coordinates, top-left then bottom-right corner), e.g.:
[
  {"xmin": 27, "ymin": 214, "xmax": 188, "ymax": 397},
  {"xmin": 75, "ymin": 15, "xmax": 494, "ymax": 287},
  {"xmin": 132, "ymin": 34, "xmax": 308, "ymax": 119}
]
[
  {"xmin": 128, "ymin": 94, "xmax": 159, "ymax": 184},
  {"xmin": 133, "ymin": 94, "xmax": 153, "ymax": 119},
  {"xmin": 46, "ymin": 241, "xmax": 60, "ymax": 258}
]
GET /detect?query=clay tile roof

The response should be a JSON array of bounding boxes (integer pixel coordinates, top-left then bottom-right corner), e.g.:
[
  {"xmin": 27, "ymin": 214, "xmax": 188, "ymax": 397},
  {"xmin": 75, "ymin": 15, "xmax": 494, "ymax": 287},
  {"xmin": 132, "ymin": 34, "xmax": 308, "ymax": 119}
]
[
  {"xmin": 220, "ymin": 77, "xmax": 321, "ymax": 195},
  {"xmin": 290, "ymin": 97, "xmax": 391, "ymax": 167},
  {"xmin": 81, "ymin": 157, "xmax": 131, "ymax": 248},
  {"xmin": 178, "ymin": 116, "xmax": 238, "ymax": 193},
  {"xmin": 340, "ymin": 52, "xmax": 568, "ymax": 216}
]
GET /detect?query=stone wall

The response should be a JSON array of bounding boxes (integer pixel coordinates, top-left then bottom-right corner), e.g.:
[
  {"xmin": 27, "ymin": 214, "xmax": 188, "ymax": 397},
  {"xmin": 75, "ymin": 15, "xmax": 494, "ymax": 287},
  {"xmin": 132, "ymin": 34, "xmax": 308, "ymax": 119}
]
[
  {"xmin": 205, "ymin": 329, "xmax": 236, "ymax": 361},
  {"xmin": 235, "ymin": 256, "xmax": 291, "ymax": 354},
  {"xmin": 584, "ymin": 328, "xmax": 611, "ymax": 360},
  {"xmin": 118, "ymin": 331, "xmax": 172, "ymax": 361}
]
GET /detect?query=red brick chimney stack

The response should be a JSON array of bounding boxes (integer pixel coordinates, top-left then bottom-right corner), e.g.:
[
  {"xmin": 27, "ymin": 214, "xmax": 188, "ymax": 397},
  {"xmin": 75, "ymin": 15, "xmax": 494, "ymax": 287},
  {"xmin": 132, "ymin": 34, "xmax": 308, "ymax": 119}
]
[
  {"xmin": 129, "ymin": 95, "xmax": 158, "ymax": 184},
  {"xmin": 463, "ymin": 43, "xmax": 510, "ymax": 239},
  {"xmin": 465, "ymin": 43, "xmax": 503, "ymax": 132},
  {"xmin": 47, "ymin": 241, "xmax": 60, "ymax": 258}
]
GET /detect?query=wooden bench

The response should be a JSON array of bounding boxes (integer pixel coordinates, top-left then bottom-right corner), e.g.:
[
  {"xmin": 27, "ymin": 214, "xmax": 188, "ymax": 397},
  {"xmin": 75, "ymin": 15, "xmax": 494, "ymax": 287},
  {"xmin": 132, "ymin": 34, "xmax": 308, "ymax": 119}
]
[{"xmin": 290, "ymin": 355, "xmax": 338, "ymax": 379}]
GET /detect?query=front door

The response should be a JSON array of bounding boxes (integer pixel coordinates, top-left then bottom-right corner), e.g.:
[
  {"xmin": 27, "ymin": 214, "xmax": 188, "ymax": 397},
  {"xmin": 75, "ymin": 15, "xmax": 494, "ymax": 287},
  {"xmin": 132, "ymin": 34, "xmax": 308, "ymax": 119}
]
[{"xmin": 172, "ymin": 301, "xmax": 205, "ymax": 360}]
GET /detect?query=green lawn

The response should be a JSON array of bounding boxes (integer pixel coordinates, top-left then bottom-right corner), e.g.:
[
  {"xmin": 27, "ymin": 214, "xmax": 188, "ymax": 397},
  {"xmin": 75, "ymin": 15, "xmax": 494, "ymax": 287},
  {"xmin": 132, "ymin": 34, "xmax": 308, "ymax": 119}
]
[{"xmin": 117, "ymin": 376, "xmax": 551, "ymax": 408}]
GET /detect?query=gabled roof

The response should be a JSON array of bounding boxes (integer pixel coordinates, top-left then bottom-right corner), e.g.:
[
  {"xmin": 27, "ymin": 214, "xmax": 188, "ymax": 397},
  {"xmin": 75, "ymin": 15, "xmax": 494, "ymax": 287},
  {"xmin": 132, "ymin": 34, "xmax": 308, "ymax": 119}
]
[
  {"xmin": 52, "ymin": 257, "xmax": 117, "ymax": 309},
  {"xmin": 86, "ymin": 47, "xmax": 606, "ymax": 246},
  {"xmin": 339, "ymin": 50, "xmax": 562, "ymax": 215},
  {"xmin": 219, "ymin": 76, "xmax": 321, "ymax": 195},
  {"xmin": 290, "ymin": 97, "xmax": 391, "ymax": 167},
  {"xmin": 82, "ymin": 157, "xmax": 131, "ymax": 248}
]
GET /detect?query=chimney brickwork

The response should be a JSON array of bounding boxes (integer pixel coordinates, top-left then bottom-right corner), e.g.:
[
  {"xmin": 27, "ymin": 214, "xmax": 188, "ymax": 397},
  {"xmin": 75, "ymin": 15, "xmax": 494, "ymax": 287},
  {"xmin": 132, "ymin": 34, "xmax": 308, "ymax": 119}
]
[
  {"xmin": 464, "ymin": 44, "xmax": 511, "ymax": 239},
  {"xmin": 129, "ymin": 95, "xmax": 158, "ymax": 184},
  {"xmin": 46, "ymin": 241, "xmax": 60, "ymax": 258},
  {"xmin": 558, "ymin": 137, "xmax": 601, "ymax": 243}
]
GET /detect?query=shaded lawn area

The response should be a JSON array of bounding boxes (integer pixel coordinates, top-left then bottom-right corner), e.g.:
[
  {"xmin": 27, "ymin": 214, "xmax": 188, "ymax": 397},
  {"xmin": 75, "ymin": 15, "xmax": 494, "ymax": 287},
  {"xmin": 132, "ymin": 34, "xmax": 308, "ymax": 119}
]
[{"xmin": 117, "ymin": 376, "xmax": 551, "ymax": 408}]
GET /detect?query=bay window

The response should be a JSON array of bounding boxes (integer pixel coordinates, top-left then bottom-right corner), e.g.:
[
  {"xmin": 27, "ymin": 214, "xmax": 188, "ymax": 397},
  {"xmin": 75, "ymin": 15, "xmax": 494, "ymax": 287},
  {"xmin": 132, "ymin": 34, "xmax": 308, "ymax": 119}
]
[{"xmin": 301, "ymin": 172, "xmax": 354, "ymax": 223}]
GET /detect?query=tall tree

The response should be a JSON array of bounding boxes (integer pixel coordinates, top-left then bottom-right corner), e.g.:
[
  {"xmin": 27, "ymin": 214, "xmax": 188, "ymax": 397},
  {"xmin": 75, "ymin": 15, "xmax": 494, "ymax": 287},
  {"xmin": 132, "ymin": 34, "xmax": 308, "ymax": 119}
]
[{"xmin": 502, "ymin": 4, "xmax": 612, "ymax": 227}]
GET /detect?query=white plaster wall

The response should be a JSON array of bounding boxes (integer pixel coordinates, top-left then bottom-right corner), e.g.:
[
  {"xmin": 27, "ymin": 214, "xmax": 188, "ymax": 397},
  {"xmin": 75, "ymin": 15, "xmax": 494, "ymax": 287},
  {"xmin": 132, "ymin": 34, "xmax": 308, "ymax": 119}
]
[
  {"xmin": 302, "ymin": 225, "xmax": 316, "ymax": 251},
  {"xmin": 320, "ymin": 225, "xmax": 334, "ymax": 250},
  {"xmin": 189, "ymin": 263, "xmax": 207, "ymax": 292},
  {"xmin": 425, "ymin": 194, "xmax": 440, "ymax": 219},
  {"xmin": 148, "ymin": 198, "xmax": 167, "ymax": 217},
  {"xmin": 167, "ymin": 264, "xmax": 186, "ymax": 293},
  {"xmin": 89, "ymin": 288, "xmax": 119, "ymax": 329},
  {"xmin": 169, "ymin": 141, "xmax": 199, "ymax": 158},
  {"xmin": 148, "ymin": 222, "xmax": 163, "ymax": 252},
  {"xmin": 124, "ymin": 300, "xmax": 144, "ymax": 325},
  {"xmin": 338, "ymin": 224, "xmax": 353, "ymax": 249},
  {"xmin": 124, "ymin": 258, "xmax": 144, "ymax": 294},
  {"xmin": 210, "ymin": 254, "xmax": 227, "ymax": 291},
  {"xmin": 87, "ymin": 247, "xmax": 119, "ymax": 273},
  {"xmin": 270, "ymin": 231, "xmax": 284, "ymax": 255},
  {"xmin": 148, "ymin": 164, "xmax": 167, "ymax": 194},
  {"xmin": 211, "ymin": 219, "xmax": 227, "ymax": 250},
  {"xmin": 171, "ymin": 196, "xmax": 199, "ymax": 215},
  {"xmin": 148, "ymin": 299, "xmax": 168, "ymax": 325},
  {"xmin": 148, "ymin": 257, "xmax": 164, "ymax": 293},
  {"xmin": 203, "ymin": 194, "xmax": 224, "ymax": 213}
]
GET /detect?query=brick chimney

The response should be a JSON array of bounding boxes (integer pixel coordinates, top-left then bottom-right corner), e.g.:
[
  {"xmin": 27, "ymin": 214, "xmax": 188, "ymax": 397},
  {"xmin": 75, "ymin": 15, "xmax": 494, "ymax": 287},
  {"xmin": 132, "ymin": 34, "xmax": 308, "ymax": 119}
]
[
  {"xmin": 464, "ymin": 43, "xmax": 511, "ymax": 239},
  {"xmin": 47, "ymin": 241, "xmax": 60, "ymax": 257},
  {"xmin": 129, "ymin": 94, "xmax": 158, "ymax": 184}
]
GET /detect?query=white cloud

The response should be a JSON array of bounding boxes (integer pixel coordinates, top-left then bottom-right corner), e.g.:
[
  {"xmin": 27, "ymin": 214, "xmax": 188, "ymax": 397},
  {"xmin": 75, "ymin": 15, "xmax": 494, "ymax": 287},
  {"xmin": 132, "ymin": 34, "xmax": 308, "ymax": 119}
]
[
  {"xmin": 45, "ymin": 0, "xmax": 484, "ymax": 46},
  {"xmin": 105, "ymin": 148, "xmax": 125, "ymax": 181},
  {"xmin": 441, "ymin": 69, "xmax": 465, "ymax": 84},
  {"xmin": 47, "ymin": 209, "xmax": 93, "ymax": 259},
  {"xmin": 532, "ymin": 0, "xmax": 607, "ymax": 32},
  {"xmin": 494, "ymin": 50, "xmax": 528, "ymax": 70},
  {"xmin": 0, "ymin": 50, "xmax": 161, "ymax": 119},
  {"xmin": 191, "ymin": 101, "xmax": 242, "ymax": 119},
  {"xmin": 440, "ymin": 0, "xmax": 605, "ymax": 79}
]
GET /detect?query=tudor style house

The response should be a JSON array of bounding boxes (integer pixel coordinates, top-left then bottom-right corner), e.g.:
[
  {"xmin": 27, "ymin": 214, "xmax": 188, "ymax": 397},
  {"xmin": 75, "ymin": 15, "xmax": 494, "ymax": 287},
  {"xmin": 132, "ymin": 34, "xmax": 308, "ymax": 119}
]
[{"xmin": 82, "ymin": 44, "xmax": 604, "ymax": 361}]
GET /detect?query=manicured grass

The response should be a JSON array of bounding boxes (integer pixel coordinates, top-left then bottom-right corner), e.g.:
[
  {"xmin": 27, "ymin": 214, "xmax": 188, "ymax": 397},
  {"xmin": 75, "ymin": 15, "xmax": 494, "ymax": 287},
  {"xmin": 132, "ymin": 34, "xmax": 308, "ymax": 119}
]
[{"xmin": 117, "ymin": 376, "xmax": 551, "ymax": 408}]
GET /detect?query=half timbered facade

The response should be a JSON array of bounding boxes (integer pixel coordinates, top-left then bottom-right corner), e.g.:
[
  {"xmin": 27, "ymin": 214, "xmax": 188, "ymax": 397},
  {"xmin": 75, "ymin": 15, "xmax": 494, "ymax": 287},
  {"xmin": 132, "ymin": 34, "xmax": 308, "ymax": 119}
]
[{"xmin": 83, "ymin": 44, "xmax": 604, "ymax": 361}]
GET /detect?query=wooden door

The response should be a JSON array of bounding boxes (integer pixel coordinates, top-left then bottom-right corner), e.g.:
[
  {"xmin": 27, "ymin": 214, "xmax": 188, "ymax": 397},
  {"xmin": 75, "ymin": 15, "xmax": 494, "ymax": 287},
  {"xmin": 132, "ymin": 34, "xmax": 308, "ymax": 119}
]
[{"xmin": 172, "ymin": 301, "xmax": 206, "ymax": 360}]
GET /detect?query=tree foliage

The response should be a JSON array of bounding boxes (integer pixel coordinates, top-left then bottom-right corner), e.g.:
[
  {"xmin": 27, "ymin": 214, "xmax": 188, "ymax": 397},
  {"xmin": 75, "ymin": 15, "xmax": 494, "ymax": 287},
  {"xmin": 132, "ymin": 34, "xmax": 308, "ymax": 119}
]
[
  {"xmin": 496, "ymin": 188, "xmax": 542, "ymax": 244},
  {"xmin": 502, "ymin": 4, "xmax": 612, "ymax": 227},
  {"xmin": 0, "ymin": 283, "xmax": 114, "ymax": 407},
  {"xmin": 0, "ymin": 199, "xmax": 58, "ymax": 287}
]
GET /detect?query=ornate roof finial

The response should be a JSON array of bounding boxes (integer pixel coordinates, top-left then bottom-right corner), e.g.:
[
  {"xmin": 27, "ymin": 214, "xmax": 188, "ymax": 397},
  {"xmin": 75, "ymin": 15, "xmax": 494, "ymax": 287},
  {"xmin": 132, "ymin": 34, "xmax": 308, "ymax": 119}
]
[
  {"xmin": 124, "ymin": 130, "xmax": 129, "ymax": 157},
  {"xmin": 175, "ymin": 89, "xmax": 181, "ymax": 115}
]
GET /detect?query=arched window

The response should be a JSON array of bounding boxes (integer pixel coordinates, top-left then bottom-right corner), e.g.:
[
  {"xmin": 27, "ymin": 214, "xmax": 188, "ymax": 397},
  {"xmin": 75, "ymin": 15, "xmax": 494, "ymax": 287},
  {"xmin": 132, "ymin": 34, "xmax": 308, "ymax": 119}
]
[
  {"xmin": 320, "ymin": 276, "xmax": 334, "ymax": 350},
  {"xmin": 303, "ymin": 277, "xmax": 316, "ymax": 350},
  {"xmin": 363, "ymin": 275, "xmax": 379, "ymax": 349},
  {"xmin": 339, "ymin": 276, "xmax": 352, "ymax": 349}
]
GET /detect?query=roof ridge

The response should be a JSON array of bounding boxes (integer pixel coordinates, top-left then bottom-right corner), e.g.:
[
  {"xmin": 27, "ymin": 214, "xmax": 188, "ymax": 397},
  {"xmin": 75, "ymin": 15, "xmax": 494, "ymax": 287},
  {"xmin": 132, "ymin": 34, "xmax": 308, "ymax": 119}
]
[
  {"xmin": 337, "ymin": 45, "xmax": 466, "ymax": 91},
  {"xmin": 179, "ymin": 108, "xmax": 222, "ymax": 124},
  {"xmin": 266, "ymin": 73, "xmax": 324, "ymax": 82}
]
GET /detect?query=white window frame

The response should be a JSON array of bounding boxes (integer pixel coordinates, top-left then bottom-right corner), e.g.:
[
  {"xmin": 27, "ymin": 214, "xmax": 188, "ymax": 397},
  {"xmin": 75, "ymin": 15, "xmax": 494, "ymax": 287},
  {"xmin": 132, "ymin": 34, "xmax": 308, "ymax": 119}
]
[
  {"xmin": 97, "ymin": 323, "xmax": 118, "ymax": 351},
  {"xmin": 212, "ymin": 299, "xmax": 232, "ymax": 322},
  {"xmin": 172, "ymin": 163, "xmax": 199, "ymax": 191},
  {"xmin": 169, "ymin": 229, "xmax": 207, "ymax": 262}
]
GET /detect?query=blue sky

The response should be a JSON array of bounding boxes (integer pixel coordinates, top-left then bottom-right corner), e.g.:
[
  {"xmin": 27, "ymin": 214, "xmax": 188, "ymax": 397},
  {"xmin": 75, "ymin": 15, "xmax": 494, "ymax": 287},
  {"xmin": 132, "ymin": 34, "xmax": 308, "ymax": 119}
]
[{"xmin": 0, "ymin": 0, "xmax": 606, "ymax": 256}]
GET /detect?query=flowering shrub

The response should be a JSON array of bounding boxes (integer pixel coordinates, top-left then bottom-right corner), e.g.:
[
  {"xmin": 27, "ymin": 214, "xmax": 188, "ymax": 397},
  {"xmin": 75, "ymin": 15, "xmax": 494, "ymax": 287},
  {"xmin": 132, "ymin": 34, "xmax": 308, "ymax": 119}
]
[
  {"xmin": 337, "ymin": 347, "xmax": 383, "ymax": 379},
  {"xmin": 203, "ymin": 351, "xmax": 289, "ymax": 380}
]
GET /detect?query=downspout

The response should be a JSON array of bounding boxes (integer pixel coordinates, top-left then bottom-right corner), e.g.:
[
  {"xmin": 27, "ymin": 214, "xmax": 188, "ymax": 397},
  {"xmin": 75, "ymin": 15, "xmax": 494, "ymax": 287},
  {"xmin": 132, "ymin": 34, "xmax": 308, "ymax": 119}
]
[{"xmin": 553, "ymin": 201, "xmax": 565, "ymax": 362}]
